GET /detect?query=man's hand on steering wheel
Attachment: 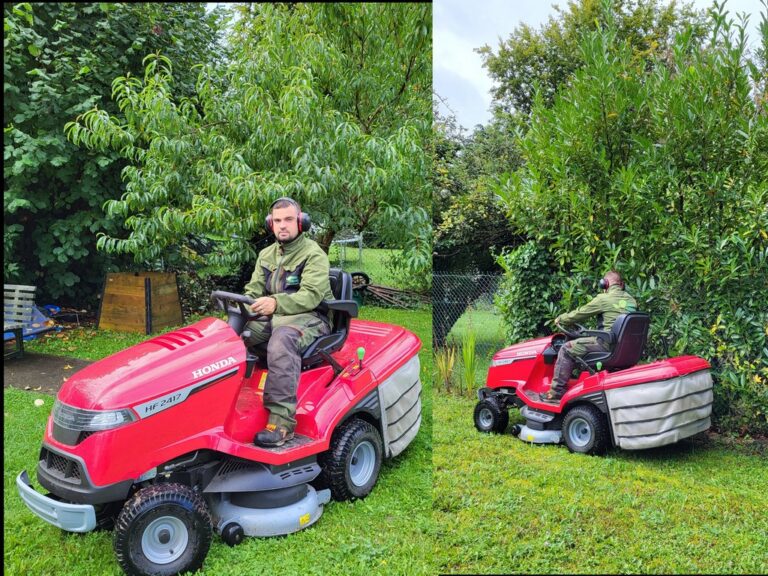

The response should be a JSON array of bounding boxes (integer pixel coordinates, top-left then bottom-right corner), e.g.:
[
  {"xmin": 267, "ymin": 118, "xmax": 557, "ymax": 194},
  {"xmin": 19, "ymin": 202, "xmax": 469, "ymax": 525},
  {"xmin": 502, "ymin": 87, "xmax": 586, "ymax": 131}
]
[
  {"xmin": 555, "ymin": 319, "xmax": 586, "ymax": 339},
  {"xmin": 250, "ymin": 296, "xmax": 276, "ymax": 317}
]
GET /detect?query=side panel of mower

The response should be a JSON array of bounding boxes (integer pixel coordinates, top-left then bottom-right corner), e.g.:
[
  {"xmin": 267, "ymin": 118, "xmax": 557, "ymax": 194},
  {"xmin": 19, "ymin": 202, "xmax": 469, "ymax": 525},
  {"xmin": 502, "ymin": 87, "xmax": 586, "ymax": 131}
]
[
  {"xmin": 377, "ymin": 355, "xmax": 422, "ymax": 457},
  {"xmin": 605, "ymin": 364, "xmax": 713, "ymax": 449}
]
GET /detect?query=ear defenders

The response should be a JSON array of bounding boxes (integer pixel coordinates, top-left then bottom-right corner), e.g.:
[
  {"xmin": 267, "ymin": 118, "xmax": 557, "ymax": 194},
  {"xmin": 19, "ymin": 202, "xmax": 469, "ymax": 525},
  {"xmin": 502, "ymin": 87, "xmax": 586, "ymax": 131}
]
[
  {"xmin": 599, "ymin": 277, "xmax": 609, "ymax": 290},
  {"xmin": 265, "ymin": 197, "xmax": 311, "ymax": 234}
]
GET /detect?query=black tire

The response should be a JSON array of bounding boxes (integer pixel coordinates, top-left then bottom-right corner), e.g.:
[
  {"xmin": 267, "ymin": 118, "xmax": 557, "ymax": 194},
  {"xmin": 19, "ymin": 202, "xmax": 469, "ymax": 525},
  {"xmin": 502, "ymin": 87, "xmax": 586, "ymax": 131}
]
[
  {"xmin": 113, "ymin": 483, "xmax": 212, "ymax": 576},
  {"xmin": 473, "ymin": 397, "xmax": 509, "ymax": 434},
  {"xmin": 319, "ymin": 418, "xmax": 383, "ymax": 502},
  {"xmin": 562, "ymin": 405, "xmax": 609, "ymax": 455}
]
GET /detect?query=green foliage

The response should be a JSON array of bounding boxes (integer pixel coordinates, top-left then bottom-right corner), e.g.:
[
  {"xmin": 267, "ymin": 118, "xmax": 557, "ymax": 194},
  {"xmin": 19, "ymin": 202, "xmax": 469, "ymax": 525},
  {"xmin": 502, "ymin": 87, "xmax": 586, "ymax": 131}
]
[
  {"xmin": 434, "ymin": 345, "xmax": 457, "ymax": 393},
  {"xmin": 461, "ymin": 329, "xmax": 477, "ymax": 396},
  {"xmin": 3, "ymin": 2, "xmax": 224, "ymax": 306},
  {"xmin": 478, "ymin": 0, "xmax": 707, "ymax": 114},
  {"xmin": 433, "ymin": 108, "xmax": 521, "ymax": 273},
  {"xmin": 494, "ymin": 241, "xmax": 560, "ymax": 343},
  {"xmin": 66, "ymin": 3, "xmax": 432, "ymax": 284},
  {"xmin": 494, "ymin": 2, "xmax": 768, "ymax": 434}
]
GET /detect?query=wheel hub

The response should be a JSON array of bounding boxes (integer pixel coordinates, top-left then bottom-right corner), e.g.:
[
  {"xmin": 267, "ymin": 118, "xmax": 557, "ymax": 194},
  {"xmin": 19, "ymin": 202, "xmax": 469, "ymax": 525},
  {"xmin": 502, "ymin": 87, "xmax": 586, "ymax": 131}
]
[
  {"xmin": 350, "ymin": 440, "xmax": 375, "ymax": 487},
  {"xmin": 568, "ymin": 417, "xmax": 592, "ymax": 447},
  {"xmin": 141, "ymin": 515, "xmax": 189, "ymax": 564},
  {"xmin": 478, "ymin": 407, "xmax": 493, "ymax": 428}
]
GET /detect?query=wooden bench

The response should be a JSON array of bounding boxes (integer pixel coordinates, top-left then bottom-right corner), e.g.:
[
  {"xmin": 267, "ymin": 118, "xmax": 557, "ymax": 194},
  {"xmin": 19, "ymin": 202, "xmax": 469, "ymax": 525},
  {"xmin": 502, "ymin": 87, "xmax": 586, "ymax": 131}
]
[{"xmin": 4, "ymin": 284, "xmax": 53, "ymax": 360}]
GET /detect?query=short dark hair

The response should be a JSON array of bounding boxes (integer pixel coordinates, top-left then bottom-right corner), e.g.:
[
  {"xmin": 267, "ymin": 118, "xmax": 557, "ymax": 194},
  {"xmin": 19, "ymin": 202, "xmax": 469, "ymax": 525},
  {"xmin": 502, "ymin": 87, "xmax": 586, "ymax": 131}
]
[{"xmin": 271, "ymin": 197, "xmax": 300, "ymax": 213}]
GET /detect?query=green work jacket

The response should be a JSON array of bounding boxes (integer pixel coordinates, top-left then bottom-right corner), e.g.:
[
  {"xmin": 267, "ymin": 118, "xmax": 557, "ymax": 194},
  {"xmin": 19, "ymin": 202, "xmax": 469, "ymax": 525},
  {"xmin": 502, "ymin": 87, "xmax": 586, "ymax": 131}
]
[
  {"xmin": 556, "ymin": 285, "xmax": 638, "ymax": 332},
  {"xmin": 244, "ymin": 234, "xmax": 333, "ymax": 318}
]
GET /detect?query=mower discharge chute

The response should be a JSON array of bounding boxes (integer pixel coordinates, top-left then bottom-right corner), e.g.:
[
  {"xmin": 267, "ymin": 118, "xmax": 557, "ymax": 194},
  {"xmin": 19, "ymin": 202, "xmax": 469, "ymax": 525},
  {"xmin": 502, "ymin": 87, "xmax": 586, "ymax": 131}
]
[
  {"xmin": 17, "ymin": 270, "xmax": 422, "ymax": 576},
  {"xmin": 475, "ymin": 312, "xmax": 713, "ymax": 454}
]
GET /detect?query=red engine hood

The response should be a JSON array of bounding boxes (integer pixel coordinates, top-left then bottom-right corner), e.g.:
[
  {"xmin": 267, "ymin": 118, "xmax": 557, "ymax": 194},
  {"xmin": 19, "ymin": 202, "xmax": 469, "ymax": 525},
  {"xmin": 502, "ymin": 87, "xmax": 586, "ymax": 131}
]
[
  {"xmin": 491, "ymin": 335, "xmax": 551, "ymax": 362},
  {"xmin": 57, "ymin": 318, "xmax": 245, "ymax": 411}
]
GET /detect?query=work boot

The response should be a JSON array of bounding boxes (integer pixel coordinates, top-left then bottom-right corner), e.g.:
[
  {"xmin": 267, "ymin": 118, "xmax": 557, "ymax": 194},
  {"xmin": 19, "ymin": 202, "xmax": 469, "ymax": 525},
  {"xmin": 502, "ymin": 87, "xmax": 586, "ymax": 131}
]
[
  {"xmin": 538, "ymin": 391, "xmax": 561, "ymax": 404},
  {"xmin": 254, "ymin": 423, "xmax": 294, "ymax": 447}
]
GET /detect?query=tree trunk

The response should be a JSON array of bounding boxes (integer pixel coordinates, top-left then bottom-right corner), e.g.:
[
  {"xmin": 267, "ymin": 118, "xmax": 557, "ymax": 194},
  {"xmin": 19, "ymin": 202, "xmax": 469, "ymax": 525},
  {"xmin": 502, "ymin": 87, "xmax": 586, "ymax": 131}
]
[{"xmin": 316, "ymin": 229, "xmax": 336, "ymax": 253}]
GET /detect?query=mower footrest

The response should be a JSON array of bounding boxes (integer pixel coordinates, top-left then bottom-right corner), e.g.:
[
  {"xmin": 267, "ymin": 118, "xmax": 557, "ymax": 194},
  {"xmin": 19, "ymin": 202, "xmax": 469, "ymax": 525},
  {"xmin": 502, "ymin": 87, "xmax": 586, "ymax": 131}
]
[
  {"xmin": 259, "ymin": 433, "xmax": 315, "ymax": 453},
  {"xmin": 521, "ymin": 405, "xmax": 557, "ymax": 424}
]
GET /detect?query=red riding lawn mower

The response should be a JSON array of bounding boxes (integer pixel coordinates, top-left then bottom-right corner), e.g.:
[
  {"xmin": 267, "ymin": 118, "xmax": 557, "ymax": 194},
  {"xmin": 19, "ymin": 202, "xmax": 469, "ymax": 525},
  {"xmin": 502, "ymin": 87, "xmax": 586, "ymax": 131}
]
[
  {"xmin": 17, "ymin": 269, "xmax": 423, "ymax": 576},
  {"xmin": 474, "ymin": 313, "xmax": 713, "ymax": 454}
]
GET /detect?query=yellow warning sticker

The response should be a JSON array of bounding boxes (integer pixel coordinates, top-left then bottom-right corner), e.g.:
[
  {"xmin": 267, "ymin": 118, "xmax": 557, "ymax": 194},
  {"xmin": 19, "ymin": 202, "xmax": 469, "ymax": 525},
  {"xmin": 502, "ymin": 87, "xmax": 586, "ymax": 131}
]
[
  {"xmin": 299, "ymin": 513, "xmax": 311, "ymax": 526},
  {"xmin": 258, "ymin": 372, "xmax": 267, "ymax": 390}
]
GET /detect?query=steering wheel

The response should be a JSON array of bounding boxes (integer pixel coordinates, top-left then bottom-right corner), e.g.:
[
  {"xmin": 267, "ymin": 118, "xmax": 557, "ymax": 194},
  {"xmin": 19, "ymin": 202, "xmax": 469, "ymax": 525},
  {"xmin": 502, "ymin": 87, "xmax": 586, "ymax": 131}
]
[
  {"xmin": 556, "ymin": 321, "xmax": 587, "ymax": 340},
  {"xmin": 210, "ymin": 291, "xmax": 268, "ymax": 325}
]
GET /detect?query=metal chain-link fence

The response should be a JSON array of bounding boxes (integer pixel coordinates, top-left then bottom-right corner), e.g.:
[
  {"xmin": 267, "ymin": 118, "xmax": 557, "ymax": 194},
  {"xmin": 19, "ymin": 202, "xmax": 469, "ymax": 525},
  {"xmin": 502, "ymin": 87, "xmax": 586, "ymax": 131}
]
[
  {"xmin": 433, "ymin": 272, "xmax": 508, "ymax": 395},
  {"xmin": 433, "ymin": 273, "xmax": 507, "ymax": 357}
]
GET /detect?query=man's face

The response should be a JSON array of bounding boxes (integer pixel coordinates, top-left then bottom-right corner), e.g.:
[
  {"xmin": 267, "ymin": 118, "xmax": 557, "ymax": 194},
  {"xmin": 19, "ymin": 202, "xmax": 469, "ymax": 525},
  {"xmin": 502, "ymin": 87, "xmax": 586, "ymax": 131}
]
[{"xmin": 271, "ymin": 205, "xmax": 300, "ymax": 242}]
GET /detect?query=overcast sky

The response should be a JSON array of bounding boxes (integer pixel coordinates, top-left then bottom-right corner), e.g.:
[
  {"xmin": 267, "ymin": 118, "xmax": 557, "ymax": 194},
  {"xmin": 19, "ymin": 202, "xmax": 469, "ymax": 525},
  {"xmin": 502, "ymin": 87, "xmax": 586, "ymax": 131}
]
[{"xmin": 434, "ymin": 0, "xmax": 764, "ymax": 130}]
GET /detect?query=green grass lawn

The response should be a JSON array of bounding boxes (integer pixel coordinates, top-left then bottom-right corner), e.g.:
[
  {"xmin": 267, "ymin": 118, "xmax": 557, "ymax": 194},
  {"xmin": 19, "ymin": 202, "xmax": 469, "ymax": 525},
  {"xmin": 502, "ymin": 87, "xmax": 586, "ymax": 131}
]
[
  {"xmin": 4, "ymin": 305, "xmax": 434, "ymax": 576},
  {"xmin": 432, "ymin": 394, "xmax": 768, "ymax": 575}
]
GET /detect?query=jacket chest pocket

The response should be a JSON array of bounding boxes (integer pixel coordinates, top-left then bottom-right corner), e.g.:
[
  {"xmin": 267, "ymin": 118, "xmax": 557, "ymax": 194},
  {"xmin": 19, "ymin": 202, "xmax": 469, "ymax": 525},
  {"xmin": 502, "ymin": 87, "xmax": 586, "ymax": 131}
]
[{"xmin": 280, "ymin": 262, "xmax": 306, "ymax": 294}]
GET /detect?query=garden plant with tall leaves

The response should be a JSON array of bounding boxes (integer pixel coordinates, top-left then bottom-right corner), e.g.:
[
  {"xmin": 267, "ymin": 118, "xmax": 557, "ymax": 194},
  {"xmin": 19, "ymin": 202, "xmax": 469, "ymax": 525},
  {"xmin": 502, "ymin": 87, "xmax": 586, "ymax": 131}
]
[
  {"xmin": 494, "ymin": 1, "xmax": 768, "ymax": 435},
  {"xmin": 65, "ymin": 3, "xmax": 432, "ymax": 291},
  {"xmin": 3, "ymin": 2, "xmax": 223, "ymax": 305}
]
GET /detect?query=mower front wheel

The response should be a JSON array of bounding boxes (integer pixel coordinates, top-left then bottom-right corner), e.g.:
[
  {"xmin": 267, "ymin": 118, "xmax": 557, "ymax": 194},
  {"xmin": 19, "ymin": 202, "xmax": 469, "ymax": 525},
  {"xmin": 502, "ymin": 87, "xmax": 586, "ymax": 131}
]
[
  {"xmin": 473, "ymin": 397, "xmax": 509, "ymax": 434},
  {"xmin": 114, "ymin": 483, "xmax": 212, "ymax": 576},
  {"xmin": 562, "ymin": 405, "xmax": 609, "ymax": 455},
  {"xmin": 320, "ymin": 418, "xmax": 383, "ymax": 502}
]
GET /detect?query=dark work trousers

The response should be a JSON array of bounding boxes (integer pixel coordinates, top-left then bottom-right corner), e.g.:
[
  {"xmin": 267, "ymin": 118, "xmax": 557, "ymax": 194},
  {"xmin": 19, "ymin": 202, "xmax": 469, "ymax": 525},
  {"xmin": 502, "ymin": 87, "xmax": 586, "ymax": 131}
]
[
  {"xmin": 549, "ymin": 336, "xmax": 609, "ymax": 397},
  {"xmin": 244, "ymin": 313, "xmax": 330, "ymax": 429}
]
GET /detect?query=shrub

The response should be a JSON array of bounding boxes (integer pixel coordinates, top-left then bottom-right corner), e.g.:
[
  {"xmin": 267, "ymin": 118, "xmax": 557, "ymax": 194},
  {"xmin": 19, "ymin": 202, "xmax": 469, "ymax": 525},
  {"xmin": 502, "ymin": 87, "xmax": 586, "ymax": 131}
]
[
  {"xmin": 461, "ymin": 330, "xmax": 478, "ymax": 397},
  {"xmin": 494, "ymin": 241, "xmax": 561, "ymax": 343}
]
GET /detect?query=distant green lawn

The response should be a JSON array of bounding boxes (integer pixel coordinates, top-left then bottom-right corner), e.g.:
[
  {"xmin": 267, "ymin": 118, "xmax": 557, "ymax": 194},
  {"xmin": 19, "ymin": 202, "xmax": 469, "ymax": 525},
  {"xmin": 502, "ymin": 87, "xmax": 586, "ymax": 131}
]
[
  {"xmin": 432, "ymin": 394, "xmax": 768, "ymax": 575},
  {"xmin": 329, "ymin": 246, "xmax": 401, "ymax": 288},
  {"xmin": 5, "ymin": 306, "xmax": 434, "ymax": 576}
]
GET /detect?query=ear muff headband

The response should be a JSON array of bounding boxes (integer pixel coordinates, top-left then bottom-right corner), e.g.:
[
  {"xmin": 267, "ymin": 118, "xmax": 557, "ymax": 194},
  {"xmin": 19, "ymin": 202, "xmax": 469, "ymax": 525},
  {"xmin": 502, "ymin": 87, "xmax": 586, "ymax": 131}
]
[{"xmin": 265, "ymin": 197, "xmax": 311, "ymax": 233}]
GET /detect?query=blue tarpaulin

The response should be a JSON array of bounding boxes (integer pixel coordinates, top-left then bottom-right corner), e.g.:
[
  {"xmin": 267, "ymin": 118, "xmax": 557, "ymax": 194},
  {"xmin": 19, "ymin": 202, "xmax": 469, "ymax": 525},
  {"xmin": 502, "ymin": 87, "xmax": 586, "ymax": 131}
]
[{"xmin": 3, "ymin": 305, "xmax": 58, "ymax": 342}]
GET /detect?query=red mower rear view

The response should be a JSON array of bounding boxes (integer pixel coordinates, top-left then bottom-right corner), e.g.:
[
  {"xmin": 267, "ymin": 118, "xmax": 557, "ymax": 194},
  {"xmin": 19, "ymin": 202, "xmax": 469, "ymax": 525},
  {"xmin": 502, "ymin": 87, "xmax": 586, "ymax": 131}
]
[
  {"xmin": 17, "ymin": 269, "xmax": 423, "ymax": 576},
  {"xmin": 474, "ymin": 313, "xmax": 713, "ymax": 454}
]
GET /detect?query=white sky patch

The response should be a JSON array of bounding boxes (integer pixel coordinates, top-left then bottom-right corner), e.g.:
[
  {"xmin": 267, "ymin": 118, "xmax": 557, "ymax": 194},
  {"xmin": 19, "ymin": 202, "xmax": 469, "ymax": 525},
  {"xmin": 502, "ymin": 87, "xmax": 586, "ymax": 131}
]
[{"xmin": 434, "ymin": 0, "xmax": 764, "ymax": 131}]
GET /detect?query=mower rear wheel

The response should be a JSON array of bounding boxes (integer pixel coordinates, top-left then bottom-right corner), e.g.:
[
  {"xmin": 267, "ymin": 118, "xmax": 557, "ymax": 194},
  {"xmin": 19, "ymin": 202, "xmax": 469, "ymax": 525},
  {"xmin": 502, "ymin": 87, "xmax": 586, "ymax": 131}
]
[
  {"xmin": 320, "ymin": 418, "xmax": 383, "ymax": 502},
  {"xmin": 114, "ymin": 483, "xmax": 212, "ymax": 576},
  {"xmin": 473, "ymin": 397, "xmax": 509, "ymax": 434},
  {"xmin": 562, "ymin": 405, "xmax": 609, "ymax": 455}
]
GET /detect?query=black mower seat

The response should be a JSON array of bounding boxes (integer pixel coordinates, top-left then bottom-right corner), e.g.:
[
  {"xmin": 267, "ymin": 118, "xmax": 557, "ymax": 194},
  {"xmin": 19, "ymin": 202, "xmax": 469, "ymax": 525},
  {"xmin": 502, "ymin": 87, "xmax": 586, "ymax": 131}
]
[
  {"xmin": 300, "ymin": 268, "xmax": 358, "ymax": 368},
  {"xmin": 580, "ymin": 312, "xmax": 650, "ymax": 371}
]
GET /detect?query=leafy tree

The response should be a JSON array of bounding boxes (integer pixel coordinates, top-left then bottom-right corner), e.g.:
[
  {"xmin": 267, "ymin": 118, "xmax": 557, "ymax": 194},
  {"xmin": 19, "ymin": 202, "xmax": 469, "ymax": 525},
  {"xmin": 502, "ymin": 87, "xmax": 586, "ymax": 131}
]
[
  {"xmin": 494, "ymin": 1, "xmax": 768, "ymax": 434},
  {"xmin": 3, "ymin": 2, "xmax": 223, "ymax": 305},
  {"xmin": 433, "ymin": 108, "xmax": 523, "ymax": 274},
  {"xmin": 66, "ymin": 3, "xmax": 432, "ymax": 288},
  {"xmin": 432, "ymin": 106, "xmax": 522, "ymax": 346},
  {"xmin": 477, "ymin": 0, "xmax": 707, "ymax": 114}
]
